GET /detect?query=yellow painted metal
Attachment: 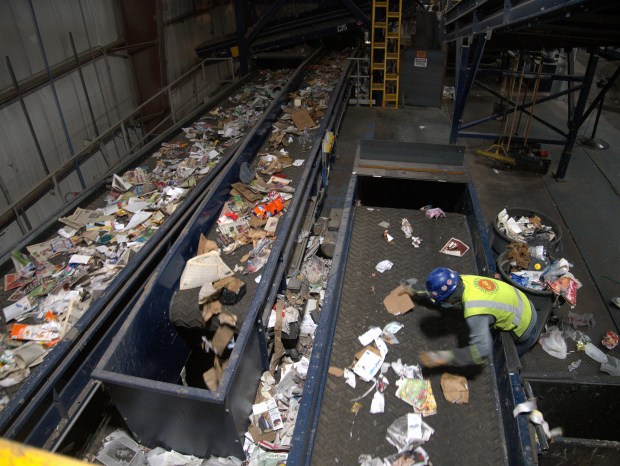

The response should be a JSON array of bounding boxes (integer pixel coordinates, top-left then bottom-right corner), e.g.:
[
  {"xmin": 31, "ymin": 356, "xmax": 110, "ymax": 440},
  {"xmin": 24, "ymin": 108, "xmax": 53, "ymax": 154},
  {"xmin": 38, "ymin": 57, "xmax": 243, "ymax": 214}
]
[
  {"xmin": 0, "ymin": 439, "xmax": 88, "ymax": 466},
  {"xmin": 476, "ymin": 144, "xmax": 517, "ymax": 165},
  {"xmin": 370, "ymin": 0, "xmax": 402, "ymax": 108}
]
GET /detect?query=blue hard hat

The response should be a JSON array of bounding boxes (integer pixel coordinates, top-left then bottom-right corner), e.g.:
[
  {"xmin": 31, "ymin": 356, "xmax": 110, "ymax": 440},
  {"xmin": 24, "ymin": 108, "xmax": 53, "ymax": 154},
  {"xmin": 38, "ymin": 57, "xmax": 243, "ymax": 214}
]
[{"xmin": 426, "ymin": 267, "xmax": 460, "ymax": 303}]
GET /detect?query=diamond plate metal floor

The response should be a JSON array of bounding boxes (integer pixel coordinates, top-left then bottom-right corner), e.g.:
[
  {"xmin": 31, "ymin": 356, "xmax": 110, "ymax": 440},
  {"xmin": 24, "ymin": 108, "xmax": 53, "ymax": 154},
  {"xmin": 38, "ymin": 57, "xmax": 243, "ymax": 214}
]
[{"xmin": 311, "ymin": 207, "xmax": 506, "ymax": 465}]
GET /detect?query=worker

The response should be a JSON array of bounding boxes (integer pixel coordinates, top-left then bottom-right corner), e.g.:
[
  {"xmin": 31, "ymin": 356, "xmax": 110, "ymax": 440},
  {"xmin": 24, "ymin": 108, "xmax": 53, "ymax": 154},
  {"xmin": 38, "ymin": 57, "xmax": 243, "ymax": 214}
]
[{"xmin": 411, "ymin": 267, "xmax": 541, "ymax": 368}]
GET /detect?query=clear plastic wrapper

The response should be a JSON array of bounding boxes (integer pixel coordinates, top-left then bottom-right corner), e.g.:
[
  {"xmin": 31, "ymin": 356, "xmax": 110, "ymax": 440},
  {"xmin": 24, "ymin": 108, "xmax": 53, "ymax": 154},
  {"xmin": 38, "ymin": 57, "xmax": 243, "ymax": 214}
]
[
  {"xmin": 584, "ymin": 343, "xmax": 608, "ymax": 364},
  {"xmin": 401, "ymin": 218, "xmax": 413, "ymax": 238},
  {"xmin": 245, "ymin": 238, "xmax": 274, "ymax": 274},
  {"xmin": 539, "ymin": 327, "xmax": 567, "ymax": 359}
]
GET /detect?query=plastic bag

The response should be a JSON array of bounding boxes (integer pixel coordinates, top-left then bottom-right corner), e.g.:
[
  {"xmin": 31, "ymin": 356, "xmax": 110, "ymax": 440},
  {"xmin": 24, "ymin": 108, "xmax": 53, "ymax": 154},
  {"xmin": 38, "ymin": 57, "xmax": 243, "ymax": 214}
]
[
  {"xmin": 584, "ymin": 343, "xmax": 608, "ymax": 364},
  {"xmin": 245, "ymin": 238, "xmax": 273, "ymax": 274},
  {"xmin": 568, "ymin": 311, "xmax": 595, "ymax": 329},
  {"xmin": 541, "ymin": 258, "xmax": 572, "ymax": 283},
  {"xmin": 601, "ymin": 356, "xmax": 620, "ymax": 376},
  {"xmin": 539, "ymin": 327, "xmax": 567, "ymax": 359},
  {"xmin": 548, "ymin": 276, "xmax": 579, "ymax": 305},
  {"xmin": 386, "ymin": 413, "xmax": 434, "ymax": 453},
  {"xmin": 401, "ymin": 218, "xmax": 413, "ymax": 238}
]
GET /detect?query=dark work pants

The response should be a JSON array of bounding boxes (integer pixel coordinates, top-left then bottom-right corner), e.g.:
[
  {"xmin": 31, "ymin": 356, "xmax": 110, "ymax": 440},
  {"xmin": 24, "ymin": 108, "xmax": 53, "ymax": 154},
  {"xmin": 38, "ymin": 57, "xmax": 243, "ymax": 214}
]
[{"xmin": 515, "ymin": 303, "xmax": 545, "ymax": 357}]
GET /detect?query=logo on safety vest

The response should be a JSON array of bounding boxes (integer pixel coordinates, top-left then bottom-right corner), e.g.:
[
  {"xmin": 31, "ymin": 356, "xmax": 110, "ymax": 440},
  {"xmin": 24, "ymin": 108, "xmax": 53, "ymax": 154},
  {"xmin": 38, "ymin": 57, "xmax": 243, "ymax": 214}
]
[{"xmin": 474, "ymin": 278, "xmax": 497, "ymax": 295}]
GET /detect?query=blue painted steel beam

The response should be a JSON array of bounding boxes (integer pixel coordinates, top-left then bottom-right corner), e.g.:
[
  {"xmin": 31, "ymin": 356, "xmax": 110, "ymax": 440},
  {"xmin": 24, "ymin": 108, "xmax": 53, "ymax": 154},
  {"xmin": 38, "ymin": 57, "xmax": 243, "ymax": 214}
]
[
  {"xmin": 451, "ymin": 34, "xmax": 487, "ymax": 144},
  {"xmin": 458, "ymin": 132, "xmax": 566, "ymax": 145},
  {"xmin": 476, "ymin": 68, "xmax": 585, "ymax": 83},
  {"xmin": 445, "ymin": 0, "xmax": 608, "ymax": 42},
  {"xmin": 555, "ymin": 52, "xmax": 598, "ymax": 180},
  {"xmin": 463, "ymin": 79, "xmax": 572, "ymax": 137},
  {"xmin": 576, "ymin": 62, "xmax": 620, "ymax": 127}
]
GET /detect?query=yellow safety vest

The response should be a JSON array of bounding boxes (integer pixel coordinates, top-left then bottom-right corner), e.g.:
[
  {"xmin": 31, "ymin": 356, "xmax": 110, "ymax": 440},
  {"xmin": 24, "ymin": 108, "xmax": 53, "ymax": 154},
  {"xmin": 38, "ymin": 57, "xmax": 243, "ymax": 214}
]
[{"xmin": 461, "ymin": 275, "xmax": 533, "ymax": 337}]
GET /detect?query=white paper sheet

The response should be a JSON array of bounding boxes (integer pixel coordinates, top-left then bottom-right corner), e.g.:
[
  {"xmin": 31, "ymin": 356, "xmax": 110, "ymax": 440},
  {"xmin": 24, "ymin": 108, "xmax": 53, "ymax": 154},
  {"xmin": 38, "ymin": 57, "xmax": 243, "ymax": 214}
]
[{"xmin": 179, "ymin": 251, "xmax": 233, "ymax": 290}]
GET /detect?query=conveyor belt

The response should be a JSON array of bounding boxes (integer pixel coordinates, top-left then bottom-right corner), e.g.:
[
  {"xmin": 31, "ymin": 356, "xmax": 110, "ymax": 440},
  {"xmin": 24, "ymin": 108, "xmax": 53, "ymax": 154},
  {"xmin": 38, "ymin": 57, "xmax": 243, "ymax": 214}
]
[
  {"xmin": 0, "ymin": 65, "xmax": 299, "ymax": 447},
  {"xmin": 311, "ymin": 207, "xmax": 507, "ymax": 464}
]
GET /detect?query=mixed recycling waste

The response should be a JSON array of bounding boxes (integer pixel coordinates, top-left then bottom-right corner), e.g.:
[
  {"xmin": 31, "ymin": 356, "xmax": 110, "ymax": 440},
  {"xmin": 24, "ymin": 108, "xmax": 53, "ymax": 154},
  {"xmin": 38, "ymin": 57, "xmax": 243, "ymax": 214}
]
[{"xmin": 0, "ymin": 69, "xmax": 293, "ymax": 409}]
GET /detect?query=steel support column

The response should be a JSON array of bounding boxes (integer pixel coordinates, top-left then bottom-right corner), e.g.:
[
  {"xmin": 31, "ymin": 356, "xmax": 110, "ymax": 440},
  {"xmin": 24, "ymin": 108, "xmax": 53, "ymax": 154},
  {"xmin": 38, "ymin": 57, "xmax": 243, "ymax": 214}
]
[
  {"xmin": 118, "ymin": 0, "xmax": 167, "ymax": 134},
  {"xmin": 234, "ymin": 0, "xmax": 249, "ymax": 74},
  {"xmin": 555, "ymin": 51, "xmax": 598, "ymax": 180},
  {"xmin": 450, "ymin": 34, "xmax": 487, "ymax": 144}
]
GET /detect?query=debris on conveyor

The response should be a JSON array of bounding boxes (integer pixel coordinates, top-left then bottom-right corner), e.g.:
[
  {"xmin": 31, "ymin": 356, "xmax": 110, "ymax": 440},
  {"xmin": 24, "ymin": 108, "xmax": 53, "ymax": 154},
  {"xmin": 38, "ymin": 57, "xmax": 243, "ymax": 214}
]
[
  {"xmin": 0, "ymin": 70, "xmax": 292, "ymax": 410},
  {"xmin": 89, "ymin": 430, "xmax": 243, "ymax": 466},
  {"xmin": 168, "ymin": 55, "xmax": 344, "ymax": 401},
  {"xmin": 232, "ymin": 56, "xmax": 349, "ymax": 465}
]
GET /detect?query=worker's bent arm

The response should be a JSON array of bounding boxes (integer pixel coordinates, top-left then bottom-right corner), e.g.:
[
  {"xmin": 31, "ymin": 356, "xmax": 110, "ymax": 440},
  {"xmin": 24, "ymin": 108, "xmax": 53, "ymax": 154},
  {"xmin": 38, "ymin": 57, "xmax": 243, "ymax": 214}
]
[{"xmin": 451, "ymin": 315, "xmax": 494, "ymax": 366}]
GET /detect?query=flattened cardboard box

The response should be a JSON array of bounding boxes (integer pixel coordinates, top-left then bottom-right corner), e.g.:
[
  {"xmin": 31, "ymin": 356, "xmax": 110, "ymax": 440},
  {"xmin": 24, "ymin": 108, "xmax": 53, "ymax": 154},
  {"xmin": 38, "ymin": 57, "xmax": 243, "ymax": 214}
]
[
  {"xmin": 290, "ymin": 109, "xmax": 315, "ymax": 130},
  {"xmin": 383, "ymin": 286, "xmax": 415, "ymax": 315}
]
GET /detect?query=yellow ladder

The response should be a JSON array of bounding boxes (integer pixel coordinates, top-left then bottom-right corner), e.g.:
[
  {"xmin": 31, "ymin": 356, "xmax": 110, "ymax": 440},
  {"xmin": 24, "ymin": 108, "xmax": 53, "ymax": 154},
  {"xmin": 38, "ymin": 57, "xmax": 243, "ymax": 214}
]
[{"xmin": 370, "ymin": 0, "xmax": 402, "ymax": 108}]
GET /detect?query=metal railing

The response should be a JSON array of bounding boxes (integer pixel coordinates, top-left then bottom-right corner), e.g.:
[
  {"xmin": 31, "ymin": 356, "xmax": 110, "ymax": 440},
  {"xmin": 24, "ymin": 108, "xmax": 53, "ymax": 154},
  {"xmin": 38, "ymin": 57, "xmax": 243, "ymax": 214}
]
[{"xmin": 347, "ymin": 57, "xmax": 370, "ymax": 106}]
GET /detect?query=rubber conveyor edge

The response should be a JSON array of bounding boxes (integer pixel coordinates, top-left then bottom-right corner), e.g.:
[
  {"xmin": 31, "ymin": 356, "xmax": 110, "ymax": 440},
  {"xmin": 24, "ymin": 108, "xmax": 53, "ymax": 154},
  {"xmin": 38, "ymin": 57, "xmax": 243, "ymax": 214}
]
[
  {"xmin": 287, "ymin": 175, "xmax": 538, "ymax": 465},
  {"xmin": 0, "ymin": 72, "xmax": 258, "ymax": 445},
  {"xmin": 0, "ymin": 59, "xmax": 302, "ymax": 448},
  {"xmin": 90, "ymin": 49, "xmax": 354, "ymax": 458}
]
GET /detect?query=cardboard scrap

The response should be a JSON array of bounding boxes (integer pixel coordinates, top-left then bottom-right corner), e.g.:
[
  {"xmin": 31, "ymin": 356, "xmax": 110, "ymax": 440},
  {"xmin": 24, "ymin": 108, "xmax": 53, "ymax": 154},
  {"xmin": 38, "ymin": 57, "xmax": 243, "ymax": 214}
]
[
  {"xmin": 440, "ymin": 373, "xmax": 469, "ymax": 404},
  {"xmin": 197, "ymin": 234, "xmax": 219, "ymax": 255},
  {"xmin": 218, "ymin": 311, "xmax": 238, "ymax": 328},
  {"xmin": 214, "ymin": 276, "xmax": 246, "ymax": 305},
  {"xmin": 383, "ymin": 286, "xmax": 415, "ymax": 315},
  {"xmin": 328, "ymin": 366, "xmax": 344, "ymax": 377},
  {"xmin": 248, "ymin": 425, "xmax": 278, "ymax": 444},
  {"xmin": 231, "ymin": 182, "xmax": 263, "ymax": 202},
  {"xmin": 202, "ymin": 300, "xmax": 222, "ymax": 323},
  {"xmin": 212, "ymin": 325, "xmax": 235, "ymax": 356},
  {"xmin": 290, "ymin": 109, "xmax": 315, "ymax": 130},
  {"xmin": 203, "ymin": 355, "xmax": 228, "ymax": 391}
]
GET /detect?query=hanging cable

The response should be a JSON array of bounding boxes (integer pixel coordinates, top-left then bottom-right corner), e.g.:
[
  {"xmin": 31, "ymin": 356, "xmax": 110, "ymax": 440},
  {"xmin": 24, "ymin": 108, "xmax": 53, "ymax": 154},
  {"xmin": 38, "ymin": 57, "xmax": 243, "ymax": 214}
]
[
  {"xmin": 524, "ymin": 51, "xmax": 544, "ymax": 147},
  {"xmin": 506, "ymin": 53, "xmax": 526, "ymax": 153}
]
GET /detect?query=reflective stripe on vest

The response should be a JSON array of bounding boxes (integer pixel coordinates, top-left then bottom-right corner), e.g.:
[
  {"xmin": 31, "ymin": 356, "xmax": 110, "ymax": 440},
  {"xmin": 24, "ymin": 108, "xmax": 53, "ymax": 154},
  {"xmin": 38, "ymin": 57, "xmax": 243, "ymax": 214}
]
[
  {"xmin": 464, "ymin": 286, "xmax": 524, "ymax": 327},
  {"xmin": 461, "ymin": 275, "xmax": 532, "ymax": 336}
]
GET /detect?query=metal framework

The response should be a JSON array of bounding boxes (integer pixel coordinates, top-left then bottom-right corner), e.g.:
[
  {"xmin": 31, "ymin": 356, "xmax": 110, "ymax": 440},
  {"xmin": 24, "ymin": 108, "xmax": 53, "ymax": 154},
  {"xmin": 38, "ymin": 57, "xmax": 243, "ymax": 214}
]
[
  {"xmin": 445, "ymin": 0, "xmax": 620, "ymax": 180},
  {"xmin": 198, "ymin": 1, "xmax": 371, "ymax": 71}
]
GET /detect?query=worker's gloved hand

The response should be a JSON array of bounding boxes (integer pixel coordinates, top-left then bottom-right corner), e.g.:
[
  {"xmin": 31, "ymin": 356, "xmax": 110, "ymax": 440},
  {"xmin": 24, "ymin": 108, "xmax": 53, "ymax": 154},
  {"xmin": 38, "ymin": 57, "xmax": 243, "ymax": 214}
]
[
  {"xmin": 399, "ymin": 278, "xmax": 426, "ymax": 297},
  {"xmin": 419, "ymin": 350, "xmax": 454, "ymax": 368}
]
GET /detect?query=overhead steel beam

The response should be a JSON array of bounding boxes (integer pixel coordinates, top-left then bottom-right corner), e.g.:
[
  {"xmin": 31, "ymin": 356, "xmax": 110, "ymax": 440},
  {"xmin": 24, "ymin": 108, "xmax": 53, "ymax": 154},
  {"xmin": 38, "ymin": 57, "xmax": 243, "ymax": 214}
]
[
  {"xmin": 445, "ymin": 0, "xmax": 620, "ymax": 46},
  {"xmin": 245, "ymin": 0, "xmax": 287, "ymax": 45},
  {"xmin": 337, "ymin": 0, "xmax": 371, "ymax": 29}
]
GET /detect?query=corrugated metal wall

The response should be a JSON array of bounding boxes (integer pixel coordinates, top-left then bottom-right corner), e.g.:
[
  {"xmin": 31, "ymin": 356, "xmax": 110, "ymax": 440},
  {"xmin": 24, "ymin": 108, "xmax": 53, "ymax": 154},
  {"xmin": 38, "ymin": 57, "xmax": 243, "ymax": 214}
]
[
  {"xmin": 164, "ymin": 2, "xmax": 236, "ymax": 121},
  {"xmin": 0, "ymin": 0, "xmax": 138, "ymax": 248},
  {"xmin": 0, "ymin": 0, "xmax": 231, "ymax": 258}
]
